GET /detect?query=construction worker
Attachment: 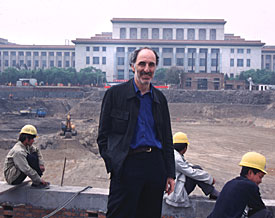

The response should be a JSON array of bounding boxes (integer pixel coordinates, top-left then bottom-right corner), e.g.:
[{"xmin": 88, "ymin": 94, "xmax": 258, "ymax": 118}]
[
  {"xmin": 4, "ymin": 124, "xmax": 50, "ymax": 188},
  {"xmin": 164, "ymin": 132, "xmax": 219, "ymax": 207},
  {"xmin": 208, "ymin": 152, "xmax": 273, "ymax": 218}
]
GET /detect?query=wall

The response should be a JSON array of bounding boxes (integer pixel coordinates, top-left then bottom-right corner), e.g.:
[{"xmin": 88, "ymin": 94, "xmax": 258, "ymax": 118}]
[{"xmin": 1, "ymin": 183, "xmax": 274, "ymax": 218}]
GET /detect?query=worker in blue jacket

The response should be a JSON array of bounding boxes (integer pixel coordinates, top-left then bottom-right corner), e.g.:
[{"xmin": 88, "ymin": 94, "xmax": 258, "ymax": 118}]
[{"xmin": 208, "ymin": 151, "xmax": 273, "ymax": 218}]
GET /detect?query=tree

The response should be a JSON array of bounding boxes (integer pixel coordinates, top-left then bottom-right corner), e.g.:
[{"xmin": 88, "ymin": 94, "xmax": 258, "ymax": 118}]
[
  {"xmin": 239, "ymin": 69, "xmax": 275, "ymax": 85},
  {"xmin": 165, "ymin": 67, "xmax": 184, "ymax": 84},
  {"xmin": 154, "ymin": 68, "xmax": 167, "ymax": 84}
]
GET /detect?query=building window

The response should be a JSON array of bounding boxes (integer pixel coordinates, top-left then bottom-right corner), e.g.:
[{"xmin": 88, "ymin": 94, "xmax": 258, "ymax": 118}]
[
  {"xmin": 176, "ymin": 58, "xmax": 184, "ymax": 66},
  {"xmin": 11, "ymin": 51, "xmax": 16, "ymax": 56},
  {"xmin": 231, "ymin": 48, "xmax": 234, "ymax": 53},
  {"xmin": 211, "ymin": 49, "xmax": 219, "ymax": 54},
  {"xmin": 163, "ymin": 28, "xmax": 173, "ymax": 40},
  {"xmin": 247, "ymin": 49, "xmax": 251, "ymax": 54},
  {"xmin": 93, "ymin": 57, "xmax": 99, "ymax": 64},
  {"xmin": 57, "ymin": 52, "xmax": 62, "ymax": 56},
  {"xmin": 210, "ymin": 29, "xmax": 216, "ymax": 40},
  {"xmin": 35, "ymin": 60, "xmax": 39, "ymax": 67},
  {"xmin": 247, "ymin": 59, "xmax": 251, "ymax": 67},
  {"xmin": 12, "ymin": 60, "xmax": 16, "ymax": 67},
  {"xmin": 64, "ymin": 52, "xmax": 70, "ymax": 56},
  {"xmin": 72, "ymin": 52, "xmax": 75, "ymax": 56},
  {"xmin": 102, "ymin": 57, "xmax": 106, "ymax": 65},
  {"xmin": 65, "ymin": 61, "xmax": 70, "ymax": 67},
  {"xmin": 187, "ymin": 29, "xmax": 195, "ymax": 40},
  {"xmin": 72, "ymin": 61, "xmax": 75, "ymax": 67},
  {"xmin": 41, "ymin": 52, "xmax": 47, "ymax": 56},
  {"xmin": 214, "ymin": 78, "xmax": 220, "ymax": 90},
  {"xmin": 237, "ymin": 49, "xmax": 244, "ymax": 54},
  {"xmin": 102, "ymin": 47, "xmax": 106, "ymax": 52},
  {"xmin": 211, "ymin": 59, "xmax": 218, "ymax": 67},
  {"xmin": 151, "ymin": 47, "xmax": 159, "ymax": 53},
  {"xmin": 42, "ymin": 60, "xmax": 46, "ymax": 67},
  {"xmin": 49, "ymin": 52, "xmax": 54, "ymax": 56},
  {"xmin": 237, "ymin": 59, "xmax": 244, "ymax": 67},
  {"xmin": 58, "ymin": 61, "xmax": 62, "ymax": 67},
  {"xmin": 230, "ymin": 73, "xmax": 234, "ymax": 78},
  {"xmin": 86, "ymin": 57, "xmax": 90, "ymax": 65},
  {"xmin": 117, "ymin": 57, "xmax": 125, "ymax": 65},
  {"xmin": 26, "ymin": 60, "xmax": 31, "ymax": 67},
  {"xmin": 118, "ymin": 70, "xmax": 124, "ymax": 79},
  {"xmin": 230, "ymin": 59, "xmax": 234, "ymax": 67},
  {"xmin": 19, "ymin": 60, "xmax": 24, "ymax": 67},
  {"xmin": 188, "ymin": 48, "xmax": 196, "ymax": 53},
  {"xmin": 117, "ymin": 47, "xmax": 125, "ymax": 53},
  {"xmin": 50, "ymin": 61, "xmax": 54, "ymax": 67},
  {"xmin": 176, "ymin": 28, "xmax": 184, "ymax": 40},
  {"xmin": 163, "ymin": 58, "xmax": 172, "ymax": 66},
  {"xmin": 5, "ymin": 60, "xmax": 9, "ymax": 66},
  {"xmin": 188, "ymin": 58, "xmax": 195, "ymax": 67},
  {"xmin": 4, "ymin": 51, "xmax": 9, "ymax": 56},
  {"xmin": 128, "ymin": 47, "xmax": 136, "ymax": 52},
  {"xmin": 199, "ymin": 48, "xmax": 208, "ymax": 53},
  {"xmin": 199, "ymin": 29, "xmax": 206, "ymax": 40},
  {"xmin": 86, "ymin": 46, "xmax": 90, "ymax": 51},
  {"xmin": 141, "ymin": 28, "xmax": 148, "ymax": 39},
  {"xmin": 152, "ymin": 28, "xmax": 159, "ymax": 39},
  {"xmin": 200, "ymin": 58, "xmax": 206, "ymax": 66},
  {"xmin": 163, "ymin": 48, "xmax": 173, "ymax": 53},
  {"xmin": 130, "ymin": 28, "xmax": 137, "ymax": 39},
  {"xmin": 198, "ymin": 79, "xmax": 208, "ymax": 90},
  {"xmin": 93, "ymin": 47, "xmax": 99, "ymax": 52},
  {"xmin": 120, "ymin": 28, "xmax": 126, "ymax": 39},
  {"xmin": 186, "ymin": 78, "xmax": 192, "ymax": 87},
  {"xmin": 176, "ymin": 48, "xmax": 185, "ymax": 53},
  {"xmin": 19, "ymin": 51, "xmax": 24, "ymax": 56}
]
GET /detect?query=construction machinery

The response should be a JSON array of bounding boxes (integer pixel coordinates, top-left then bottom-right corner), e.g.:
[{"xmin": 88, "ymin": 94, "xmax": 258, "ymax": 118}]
[
  {"xmin": 60, "ymin": 113, "xmax": 77, "ymax": 138},
  {"xmin": 19, "ymin": 107, "xmax": 47, "ymax": 117}
]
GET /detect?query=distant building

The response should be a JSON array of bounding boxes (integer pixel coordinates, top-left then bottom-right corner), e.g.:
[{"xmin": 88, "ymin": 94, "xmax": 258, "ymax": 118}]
[
  {"xmin": 72, "ymin": 18, "xmax": 264, "ymax": 82},
  {"xmin": 262, "ymin": 46, "xmax": 275, "ymax": 71},
  {"xmin": 0, "ymin": 45, "xmax": 75, "ymax": 72}
]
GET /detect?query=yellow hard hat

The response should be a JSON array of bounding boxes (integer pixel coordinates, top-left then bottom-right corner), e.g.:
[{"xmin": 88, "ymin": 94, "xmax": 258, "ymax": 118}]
[
  {"xmin": 173, "ymin": 132, "xmax": 189, "ymax": 145},
  {"xmin": 239, "ymin": 152, "xmax": 267, "ymax": 174},
  {"xmin": 20, "ymin": 124, "xmax": 37, "ymax": 136}
]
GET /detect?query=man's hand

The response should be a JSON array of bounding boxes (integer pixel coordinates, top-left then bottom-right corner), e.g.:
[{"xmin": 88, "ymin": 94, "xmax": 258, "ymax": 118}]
[
  {"xmin": 212, "ymin": 178, "xmax": 216, "ymax": 185},
  {"xmin": 40, "ymin": 165, "xmax": 45, "ymax": 172},
  {"xmin": 165, "ymin": 177, "xmax": 175, "ymax": 195}
]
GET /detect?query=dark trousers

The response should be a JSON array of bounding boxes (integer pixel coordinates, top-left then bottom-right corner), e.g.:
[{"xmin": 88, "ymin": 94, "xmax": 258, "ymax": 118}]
[
  {"xmin": 250, "ymin": 209, "xmax": 274, "ymax": 218},
  {"xmin": 11, "ymin": 152, "xmax": 42, "ymax": 185},
  {"xmin": 106, "ymin": 148, "xmax": 167, "ymax": 218},
  {"xmin": 184, "ymin": 165, "xmax": 214, "ymax": 196}
]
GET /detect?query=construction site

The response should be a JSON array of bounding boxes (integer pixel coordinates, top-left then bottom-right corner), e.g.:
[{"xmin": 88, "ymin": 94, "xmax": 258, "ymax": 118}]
[{"xmin": 0, "ymin": 86, "xmax": 275, "ymax": 217}]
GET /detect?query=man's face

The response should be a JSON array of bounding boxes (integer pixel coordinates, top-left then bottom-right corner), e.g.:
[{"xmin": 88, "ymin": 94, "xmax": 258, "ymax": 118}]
[
  {"xmin": 132, "ymin": 49, "xmax": 157, "ymax": 86},
  {"xmin": 25, "ymin": 137, "xmax": 35, "ymax": 146},
  {"xmin": 247, "ymin": 170, "xmax": 265, "ymax": 186}
]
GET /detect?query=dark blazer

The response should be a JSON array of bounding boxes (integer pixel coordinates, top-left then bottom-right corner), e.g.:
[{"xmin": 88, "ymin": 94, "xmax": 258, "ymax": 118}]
[{"xmin": 97, "ymin": 79, "xmax": 175, "ymax": 179}]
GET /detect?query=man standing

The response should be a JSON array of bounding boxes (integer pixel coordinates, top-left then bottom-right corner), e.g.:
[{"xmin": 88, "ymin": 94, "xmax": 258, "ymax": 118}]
[
  {"xmin": 4, "ymin": 124, "xmax": 49, "ymax": 188},
  {"xmin": 208, "ymin": 152, "xmax": 273, "ymax": 218},
  {"xmin": 97, "ymin": 47, "xmax": 175, "ymax": 218}
]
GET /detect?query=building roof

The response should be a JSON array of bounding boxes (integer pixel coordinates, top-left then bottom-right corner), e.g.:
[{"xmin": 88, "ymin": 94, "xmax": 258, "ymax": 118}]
[
  {"xmin": 0, "ymin": 44, "xmax": 75, "ymax": 50},
  {"xmin": 72, "ymin": 38, "xmax": 264, "ymax": 47},
  {"xmin": 111, "ymin": 18, "xmax": 226, "ymax": 25},
  {"xmin": 262, "ymin": 46, "xmax": 275, "ymax": 52}
]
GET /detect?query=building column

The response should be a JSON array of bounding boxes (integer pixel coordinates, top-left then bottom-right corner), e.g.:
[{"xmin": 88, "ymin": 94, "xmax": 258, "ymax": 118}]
[
  {"xmin": 159, "ymin": 28, "xmax": 163, "ymax": 40},
  {"xmin": 173, "ymin": 48, "xmax": 176, "ymax": 66},
  {"xmin": 195, "ymin": 29, "xmax": 199, "ymax": 40},
  {"xmin": 137, "ymin": 28, "xmax": 141, "ymax": 40},
  {"xmin": 148, "ymin": 28, "xmax": 152, "ymax": 40},
  {"xmin": 271, "ymin": 54, "xmax": 274, "ymax": 71},
  {"xmin": 219, "ymin": 50, "xmax": 222, "ymax": 73},
  {"xmin": 173, "ymin": 28, "xmax": 177, "ymax": 40},
  {"xmin": 159, "ymin": 48, "xmax": 163, "ymax": 67},
  {"xmin": 195, "ymin": 49, "xmax": 199, "ymax": 73},
  {"xmin": 184, "ymin": 50, "xmax": 188, "ymax": 73},
  {"xmin": 126, "ymin": 28, "xmax": 130, "ymax": 39},
  {"xmin": 262, "ymin": 54, "xmax": 266, "ymax": 69},
  {"xmin": 206, "ymin": 29, "xmax": 210, "ymax": 40},
  {"xmin": 124, "ymin": 50, "xmax": 129, "ymax": 80},
  {"xmin": 207, "ymin": 51, "xmax": 211, "ymax": 73}
]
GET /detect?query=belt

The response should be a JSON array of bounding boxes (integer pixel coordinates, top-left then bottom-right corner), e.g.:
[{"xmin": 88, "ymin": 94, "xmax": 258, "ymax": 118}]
[{"xmin": 128, "ymin": 146, "xmax": 155, "ymax": 155}]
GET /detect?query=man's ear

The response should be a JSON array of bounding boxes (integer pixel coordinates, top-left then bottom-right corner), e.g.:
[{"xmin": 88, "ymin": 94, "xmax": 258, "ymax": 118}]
[
  {"xmin": 131, "ymin": 64, "xmax": 135, "ymax": 73},
  {"xmin": 246, "ymin": 169, "xmax": 254, "ymax": 180}
]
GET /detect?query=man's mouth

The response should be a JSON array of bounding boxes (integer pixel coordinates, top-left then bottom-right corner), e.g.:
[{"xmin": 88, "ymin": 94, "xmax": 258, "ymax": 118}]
[{"xmin": 140, "ymin": 71, "xmax": 152, "ymax": 77}]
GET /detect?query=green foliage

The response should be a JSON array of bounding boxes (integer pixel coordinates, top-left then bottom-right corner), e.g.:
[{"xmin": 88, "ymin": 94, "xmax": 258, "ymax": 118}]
[
  {"xmin": 154, "ymin": 67, "xmax": 184, "ymax": 84},
  {"xmin": 0, "ymin": 67, "xmax": 105, "ymax": 86},
  {"xmin": 239, "ymin": 69, "xmax": 275, "ymax": 85}
]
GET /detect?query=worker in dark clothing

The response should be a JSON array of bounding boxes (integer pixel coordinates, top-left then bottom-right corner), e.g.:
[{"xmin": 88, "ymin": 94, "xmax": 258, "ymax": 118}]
[
  {"xmin": 208, "ymin": 152, "xmax": 273, "ymax": 218},
  {"xmin": 97, "ymin": 47, "xmax": 175, "ymax": 218}
]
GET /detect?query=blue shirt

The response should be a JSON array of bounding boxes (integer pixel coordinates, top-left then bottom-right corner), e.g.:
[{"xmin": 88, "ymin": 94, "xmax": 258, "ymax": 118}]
[{"xmin": 130, "ymin": 80, "xmax": 162, "ymax": 149}]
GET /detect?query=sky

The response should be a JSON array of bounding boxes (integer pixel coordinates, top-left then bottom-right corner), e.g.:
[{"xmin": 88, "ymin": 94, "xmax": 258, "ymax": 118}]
[{"xmin": 1, "ymin": 0, "xmax": 275, "ymax": 46}]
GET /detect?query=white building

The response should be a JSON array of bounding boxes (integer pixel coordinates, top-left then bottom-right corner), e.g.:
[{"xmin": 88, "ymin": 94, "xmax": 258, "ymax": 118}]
[
  {"xmin": 72, "ymin": 18, "xmax": 264, "ymax": 82},
  {"xmin": 0, "ymin": 45, "xmax": 75, "ymax": 72}
]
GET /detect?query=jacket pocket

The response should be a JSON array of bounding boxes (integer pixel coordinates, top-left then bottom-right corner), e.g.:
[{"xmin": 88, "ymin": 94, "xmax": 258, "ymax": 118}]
[{"xmin": 110, "ymin": 109, "xmax": 129, "ymax": 134}]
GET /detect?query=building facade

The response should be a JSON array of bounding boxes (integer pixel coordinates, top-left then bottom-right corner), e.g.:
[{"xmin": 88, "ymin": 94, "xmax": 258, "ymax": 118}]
[
  {"xmin": 0, "ymin": 45, "xmax": 75, "ymax": 72},
  {"xmin": 73, "ymin": 18, "xmax": 264, "ymax": 82},
  {"xmin": 262, "ymin": 46, "xmax": 275, "ymax": 72}
]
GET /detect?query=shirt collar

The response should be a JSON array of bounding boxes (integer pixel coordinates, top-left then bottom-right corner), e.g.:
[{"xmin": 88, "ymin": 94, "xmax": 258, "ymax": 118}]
[{"xmin": 132, "ymin": 79, "xmax": 153, "ymax": 95}]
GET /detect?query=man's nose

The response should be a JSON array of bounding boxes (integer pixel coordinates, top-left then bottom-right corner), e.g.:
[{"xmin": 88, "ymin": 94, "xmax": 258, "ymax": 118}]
[{"xmin": 144, "ymin": 64, "xmax": 150, "ymax": 72}]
